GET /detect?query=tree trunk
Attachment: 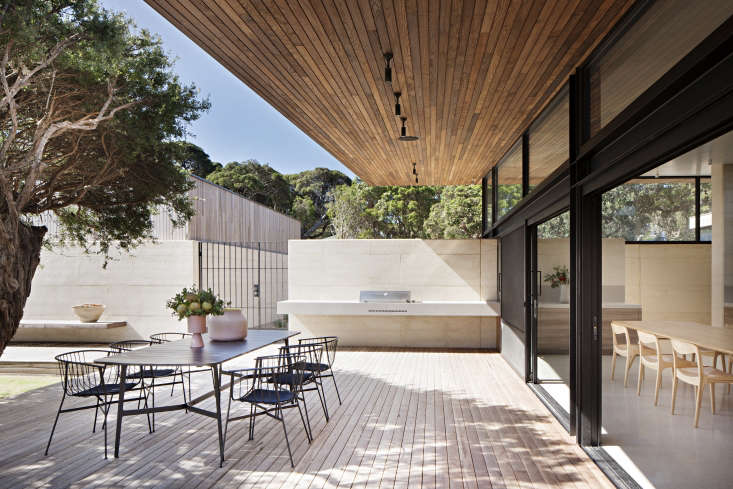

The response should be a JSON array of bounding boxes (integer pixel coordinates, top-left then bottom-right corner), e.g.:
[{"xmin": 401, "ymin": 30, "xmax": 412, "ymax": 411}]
[{"xmin": 0, "ymin": 221, "xmax": 46, "ymax": 356}]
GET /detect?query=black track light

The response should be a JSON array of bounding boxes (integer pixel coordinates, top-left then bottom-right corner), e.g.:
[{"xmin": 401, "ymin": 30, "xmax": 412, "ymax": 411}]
[
  {"xmin": 384, "ymin": 53, "xmax": 393, "ymax": 83},
  {"xmin": 394, "ymin": 92, "xmax": 401, "ymax": 116},
  {"xmin": 412, "ymin": 162, "xmax": 417, "ymax": 175},
  {"xmin": 415, "ymin": 176, "xmax": 419, "ymax": 184},
  {"xmin": 399, "ymin": 117, "xmax": 418, "ymax": 141}
]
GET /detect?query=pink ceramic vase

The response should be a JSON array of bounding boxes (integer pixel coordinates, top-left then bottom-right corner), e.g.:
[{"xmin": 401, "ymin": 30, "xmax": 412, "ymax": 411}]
[
  {"xmin": 208, "ymin": 309, "xmax": 247, "ymax": 341},
  {"xmin": 187, "ymin": 315, "xmax": 207, "ymax": 348}
]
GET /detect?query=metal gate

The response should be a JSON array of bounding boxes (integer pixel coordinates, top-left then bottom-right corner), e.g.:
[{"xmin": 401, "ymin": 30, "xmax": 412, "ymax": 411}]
[{"xmin": 197, "ymin": 241, "xmax": 288, "ymax": 329}]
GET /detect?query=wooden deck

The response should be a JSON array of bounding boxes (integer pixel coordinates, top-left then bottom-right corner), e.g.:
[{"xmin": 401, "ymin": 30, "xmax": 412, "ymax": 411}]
[{"xmin": 0, "ymin": 349, "xmax": 613, "ymax": 489}]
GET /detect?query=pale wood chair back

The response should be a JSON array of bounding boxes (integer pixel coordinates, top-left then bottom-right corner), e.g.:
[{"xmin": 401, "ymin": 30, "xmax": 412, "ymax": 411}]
[
  {"xmin": 670, "ymin": 339, "xmax": 703, "ymax": 381},
  {"xmin": 611, "ymin": 323, "xmax": 631, "ymax": 349},
  {"xmin": 637, "ymin": 331, "xmax": 660, "ymax": 356}
]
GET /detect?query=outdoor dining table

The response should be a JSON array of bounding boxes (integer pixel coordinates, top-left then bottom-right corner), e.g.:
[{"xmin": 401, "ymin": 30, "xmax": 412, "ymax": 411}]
[
  {"xmin": 96, "ymin": 329, "xmax": 300, "ymax": 466},
  {"xmin": 611, "ymin": 320, "xmax": 733, "ymax": 355}
]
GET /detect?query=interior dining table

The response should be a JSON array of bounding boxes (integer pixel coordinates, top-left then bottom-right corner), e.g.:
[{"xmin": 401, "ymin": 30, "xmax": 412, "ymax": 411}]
[{"xmin": 611, "ymin": 320, "xmax": 733, "ymax": 356}]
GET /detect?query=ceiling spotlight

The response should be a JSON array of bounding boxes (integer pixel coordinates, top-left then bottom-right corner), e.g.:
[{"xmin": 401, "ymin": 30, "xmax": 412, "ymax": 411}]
[
  {"xmin": 384, "ymin": 53, "xmax": 393, "ymax": 83},
  {"xmin": 399, "ymin": 117, "xmax": 418, "ymax": 141},
  {"xmin": 394, "ymin": 92, "xmax": 401, "ymax": 116}
]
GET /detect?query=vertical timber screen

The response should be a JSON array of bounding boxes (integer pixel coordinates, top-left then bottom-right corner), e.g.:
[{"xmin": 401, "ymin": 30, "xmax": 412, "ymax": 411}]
[{"xmin": 197, "ymin": 241, "xmax": 289, "ymax": 329}]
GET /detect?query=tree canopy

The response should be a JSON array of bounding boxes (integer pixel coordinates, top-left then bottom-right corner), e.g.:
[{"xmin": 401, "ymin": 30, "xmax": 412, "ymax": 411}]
[
  {"xmin": 174, "ymin": 142, "xmax": 221, "ymax": 179},
  {"xmin": 286, "ymin": 168, "xmax": 351, "ymax": 238},
  {"xmin": 0, "ymin": 0, "xmax": 208, "ymax": 354},
  {"xmin": 207, "ymin": 160, "xmax": 293, "ymax": 214}
]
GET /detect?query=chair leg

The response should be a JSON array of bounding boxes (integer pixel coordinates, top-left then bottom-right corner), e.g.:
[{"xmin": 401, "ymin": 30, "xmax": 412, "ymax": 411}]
[
  {"xmin": 636, "ymin": 363, "xmax": 644, "ymax": 396},
  {"xmin": 330, "ymin": 370, "xmax": 342, "ymax": 405},
  {"xmin": 93, "ymin": 396, "xmax": 100, "ymax": 433},
  {"xmin": 654, "ymin": 368, "xmax": 662, "ymax": 406},
  {"xmin": 295, "ymin": 398, "xmax": 311, "ymax": 443},
  {"xmin": 45, "ymin": 392, "xmax": 66, "ymax": 456},
  {"xmin": 279, "ymin": 405, "xmax": 294, "ymax": 468},
  {"xmin": 610, "ymin": 352, "xmax": 617, "ymax": 381},
  {"xmin": 314, "ymin": 379, "xmax": 330, "ymax": 421},
  {"xmin": 248, "ymin": 403, "xmax": 256, "ymax": 441},
  {"xmin": 151, "ymin": 374, "xmax": 156, "ymax": 433},
  {"xmin": 300, "ymin": 391, "xmax": 313, "ymax": 440},
  {"xmin": 670, "ymin": 376, "xmax": 678, "ymax": 414},
  {"xmin": 101, "ymin": 395, "xmax": 110, "ymax": 459},
  {"xmin": 694, "ymin": 383, "xmax": 703, "ymax": 428},
  {"xmin": 624, "ymin": 355, "xmax": 632, "ymax": 388},
  {"xmin": 709, "ymin": 382, "xmax": 715, "ymax": 415}
]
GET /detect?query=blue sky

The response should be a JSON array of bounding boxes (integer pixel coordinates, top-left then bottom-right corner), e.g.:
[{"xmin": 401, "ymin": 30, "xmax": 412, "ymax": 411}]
[{"xmin": 100, "ymin": 0, "xmax": 354, "ymax": 178}]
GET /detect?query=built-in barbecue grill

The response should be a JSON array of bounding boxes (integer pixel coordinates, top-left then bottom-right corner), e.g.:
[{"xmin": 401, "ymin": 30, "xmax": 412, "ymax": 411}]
[{"xmin": 359, "ymin": 290, "xmax": 411, "ymax": 303}]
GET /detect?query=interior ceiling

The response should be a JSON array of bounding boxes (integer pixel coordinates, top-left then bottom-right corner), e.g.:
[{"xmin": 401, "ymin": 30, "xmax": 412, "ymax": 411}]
[
  {"xmin": 641, "ymin": 130, "xmax": 733, "ymax": 177},
  {"xmin": 146, "ymin": 0, "xmax": 634, "ymax": 185}
]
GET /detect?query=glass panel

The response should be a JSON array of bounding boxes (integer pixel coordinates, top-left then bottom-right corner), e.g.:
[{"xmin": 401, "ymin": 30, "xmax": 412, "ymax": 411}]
[
  {"xmin": 700, "ymin": 179, "xmax": 712, "ymax": 241},
  {"xmin": 535, "ymin": 212, "xmax": 570, "ymax": 415},
  {"xmin": 483, "ymin": 178, "xmax": 493, "ymax": 231},
  {"xmin": 496, "ymin": 140, "xmax": 522, "ymax": 219},
  {"xmin": 588, "ymin": 0, "xmax": 733, "ymax": 135},
  {"xmin": 602, "ymin": 178, "xmax": 696, "ymax": 241},
  {"xmin": 529, "ymin": 87, "xmax": 569, "ymax": 192}
]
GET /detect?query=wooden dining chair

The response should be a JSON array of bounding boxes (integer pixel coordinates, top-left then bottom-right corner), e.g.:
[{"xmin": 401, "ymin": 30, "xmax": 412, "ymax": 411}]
[
  {"xmin": 670, "ymin": 339, "xmax": 733, "ymax": 427},
  {"xmin": 611, "ymin": 323, "xmax": 639, "ymax": 387},
  {"xmin": 636, "ymin": 332, "xmax": 692, "ymax": 406}
]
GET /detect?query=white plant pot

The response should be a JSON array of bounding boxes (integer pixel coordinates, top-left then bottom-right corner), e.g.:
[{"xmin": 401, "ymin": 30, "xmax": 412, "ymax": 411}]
[
  {"xmin": 559, "ymin": 284, "xmax": 570, "ymax": 304},
  {"xmin": 208, "ymin": 309, "xmax": 248, "ymax": 341}
]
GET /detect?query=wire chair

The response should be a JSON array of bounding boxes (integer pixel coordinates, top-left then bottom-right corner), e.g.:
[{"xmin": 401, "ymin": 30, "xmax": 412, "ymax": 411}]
[
  {"xmin": 279, "ymin": 342, "xmax": 329, "ymax": 428},
  {"xmin": 297, "ymin": 337, "xmax": 342, "ymax": 409},
  {"xmin": 45, "ymin": 349, "xmax": 140, "ymax": 459},
  {"xmin": 149, "ymin": 332, "xmax": 191, "ymax": 344},
  {"xmin": 109, "ymin": 340, "xmax": 187, "ymax": 432},
  {"xmin": 223, "ymin": 351, "xmax": 310, "ymax": 467}
]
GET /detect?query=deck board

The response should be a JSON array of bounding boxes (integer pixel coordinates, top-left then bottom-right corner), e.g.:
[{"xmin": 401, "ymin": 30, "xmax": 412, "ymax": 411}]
[{"xmin": 0, "ymin": 349, "xmax": 612, "ymax": 488}]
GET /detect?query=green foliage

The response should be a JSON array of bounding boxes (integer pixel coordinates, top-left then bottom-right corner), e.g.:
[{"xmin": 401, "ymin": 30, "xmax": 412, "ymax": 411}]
[
  {"xmin": 207, "ymin": 160, "xmax": 293, "ymax": 213},
  {"xmin": 424, "ymin": 185, "xmax": 481, "ymax": 239},
  {"xmin": 602, "ymin": 181, "xmax": 696, "ymax": 241},
  {"xmin": 2, "ymin": 0, "xmax": 209, "ymax": 259},
  {"xmin": 167, "ymin": 286, "xmax": 226, "ymax": 319},
  {"xmin": 286, "ymin": 168, "xmax": 351, "ymax": 237},
  {"xmin": 326, "ymin": 180, "xmax": 376, "ymax": 239},
  {"xmin": 370, "ymin": 185, "xmax": 441, "ymax": 238},
  {"xmin": 175, "ymin": 142, "xmax": 221, "ymax": 178},
  {"xmin": 538, "ymin": 211, "xmax": 570, "ymax": 239},
  {"xmin": 326, "ymin": 180, "xmax": 481, "ymax": 239},
  {"xmin": 497, "ymin": 184, "xmax": 523, "ymax": 219}
]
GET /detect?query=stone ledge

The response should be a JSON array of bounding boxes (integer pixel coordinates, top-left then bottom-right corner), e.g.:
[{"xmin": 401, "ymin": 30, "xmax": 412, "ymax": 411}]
[{"xmin": 19, "ymin": 319, "xmax": 127, "ymax": 329}]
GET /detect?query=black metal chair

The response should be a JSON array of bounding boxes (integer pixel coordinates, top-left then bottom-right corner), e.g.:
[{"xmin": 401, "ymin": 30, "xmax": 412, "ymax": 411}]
[
  {"xmin": 150, "ymin": 332, "xmax": 191, "ymax": 343},
  {"xmin": 223, "ymin": 351, "xmax": 310, "ymax": 467},
  {"xmin": 297, "ymin": 337, "xmax": 342, "ymax": 411},
  {"xmin": 109, "ymin": 340, "xmax": 186, "ymax": 432},
  {"xmin": 45, "ymin": 349, "xmax": 140, "ymax": 459},
  {"xmin": 150, "ymin": 332, "xmax": 199, "ymax": 398},
  {"xmin": 279, "ymin": 342, "xmax": 329, "ymax": 430}
]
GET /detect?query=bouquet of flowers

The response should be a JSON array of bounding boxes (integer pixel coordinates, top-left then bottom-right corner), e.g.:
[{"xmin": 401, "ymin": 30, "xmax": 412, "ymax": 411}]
[
  {"xmin": 544, "ymin": 265, "xmax": 569, "ymax": 288},
  {"xmin": 167, "ymin": 286, "xmax": 226, "ymax": 319}
]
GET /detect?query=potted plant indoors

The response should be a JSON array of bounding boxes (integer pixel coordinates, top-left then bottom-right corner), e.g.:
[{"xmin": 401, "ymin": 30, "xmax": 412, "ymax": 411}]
[
  {"xmin": 544, "ymin": 265, "xmax": 570, "ymax": 303},
  {"xmin": 167, "ymin": 286, "xmax": 225, "ymax": 348}
]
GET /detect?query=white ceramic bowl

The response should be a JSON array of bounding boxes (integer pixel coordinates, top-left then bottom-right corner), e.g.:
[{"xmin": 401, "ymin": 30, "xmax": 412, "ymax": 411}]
[{"xmin": 72, "ymin": 304, "xmax": 105, "ymax": 322}]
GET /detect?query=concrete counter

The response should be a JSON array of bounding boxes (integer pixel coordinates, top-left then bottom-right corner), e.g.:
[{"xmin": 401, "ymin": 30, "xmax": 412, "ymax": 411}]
[{"xmin": 277, "ymin": 300, "xmax": 499, "ymax": 317}]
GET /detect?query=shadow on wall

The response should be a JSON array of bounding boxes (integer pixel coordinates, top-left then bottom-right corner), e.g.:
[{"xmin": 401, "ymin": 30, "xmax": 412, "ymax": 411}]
[{"xmin": 0, "ymin": 352, "xmax": 592, "ymax": 489}]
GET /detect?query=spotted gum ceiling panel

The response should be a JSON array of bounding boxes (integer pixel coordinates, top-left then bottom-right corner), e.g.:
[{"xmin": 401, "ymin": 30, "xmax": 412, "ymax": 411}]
[{"xmin": 145, "ymin": 0, "xmax": 634, "ymax": 185}]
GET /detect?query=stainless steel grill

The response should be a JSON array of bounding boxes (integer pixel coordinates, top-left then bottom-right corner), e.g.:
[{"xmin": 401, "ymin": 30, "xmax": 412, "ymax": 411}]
[{"xmin": 359, "ymin": 290, "xmax": 411, "ymax": 303}]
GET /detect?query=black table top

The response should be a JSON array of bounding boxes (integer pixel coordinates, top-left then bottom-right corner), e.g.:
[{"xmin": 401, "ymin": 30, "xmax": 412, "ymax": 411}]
[{"xmin": 96, "ymin": 330, "xmax": 299, "ymax": 367}]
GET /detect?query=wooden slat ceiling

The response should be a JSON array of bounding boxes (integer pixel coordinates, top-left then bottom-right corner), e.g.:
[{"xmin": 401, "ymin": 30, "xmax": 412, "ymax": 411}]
[{"xmin": 145, "ymin": 0, "xmax": 635, "ymax": 185}]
